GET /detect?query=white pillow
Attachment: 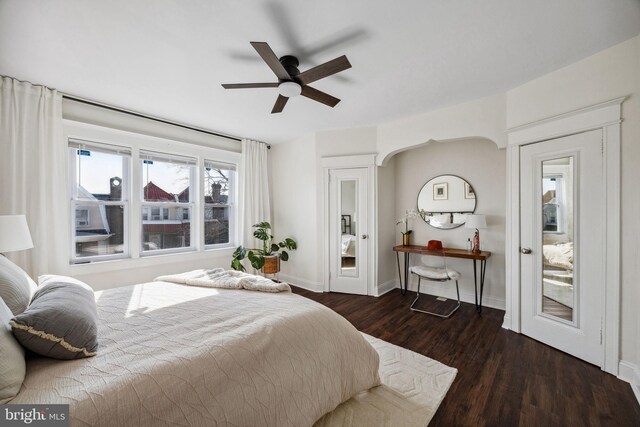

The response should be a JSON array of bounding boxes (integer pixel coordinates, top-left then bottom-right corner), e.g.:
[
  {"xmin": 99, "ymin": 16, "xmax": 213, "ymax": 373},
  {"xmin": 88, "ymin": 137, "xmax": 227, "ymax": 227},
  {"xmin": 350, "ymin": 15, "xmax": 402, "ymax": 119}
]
[
  {"xmin": 0, "ymin": 297, "xmax": 26, "ymax": 403},
  {"xmin": 431, "ymin": 214, "xmax": 450, "ymax": 224},
  {"xmin": 0, "ymin": 255, "xmax": 37, "ymax": 315},
  {"xmin": 453, "ymin": 214, "xmax": 467, "ymax": 224}
]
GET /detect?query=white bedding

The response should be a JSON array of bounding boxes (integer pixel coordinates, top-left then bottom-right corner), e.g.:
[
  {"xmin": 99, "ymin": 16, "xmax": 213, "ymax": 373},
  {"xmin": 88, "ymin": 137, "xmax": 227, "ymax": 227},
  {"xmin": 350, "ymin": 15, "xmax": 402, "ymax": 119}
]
[
  {"xmin": 10, "ymin": 281, "xmax": 380, "ymax": 426},
  {"xmin": 341, "ymin": 234, "xmax": 356, "ymax": 257},
  {"xmin": 543, "ymin": 242, "xmax": 574, "ymax": 271}
]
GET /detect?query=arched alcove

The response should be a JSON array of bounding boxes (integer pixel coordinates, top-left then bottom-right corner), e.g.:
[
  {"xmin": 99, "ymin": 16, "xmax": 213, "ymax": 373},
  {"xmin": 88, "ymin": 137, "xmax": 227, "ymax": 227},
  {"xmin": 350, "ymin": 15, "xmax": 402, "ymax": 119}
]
[{"xmin": 377, "ymin": 137, "xmax": 507, "ymax": 309}]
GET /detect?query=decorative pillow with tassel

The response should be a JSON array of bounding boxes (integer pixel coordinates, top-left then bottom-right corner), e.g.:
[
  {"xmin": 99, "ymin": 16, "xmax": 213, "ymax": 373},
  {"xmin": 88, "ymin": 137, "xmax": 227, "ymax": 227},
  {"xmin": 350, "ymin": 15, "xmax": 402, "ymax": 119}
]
[{"xmin": 10, "ymin": 275, "xmax": 98, "ymax": 360}]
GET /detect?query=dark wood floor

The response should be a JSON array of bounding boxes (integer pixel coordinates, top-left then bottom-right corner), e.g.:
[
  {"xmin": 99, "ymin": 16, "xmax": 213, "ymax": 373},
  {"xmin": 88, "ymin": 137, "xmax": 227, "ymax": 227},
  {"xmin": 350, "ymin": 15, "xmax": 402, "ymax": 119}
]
[{"xmin": 292, "ymin": 287, "xmax": 640, "ymax": 427}]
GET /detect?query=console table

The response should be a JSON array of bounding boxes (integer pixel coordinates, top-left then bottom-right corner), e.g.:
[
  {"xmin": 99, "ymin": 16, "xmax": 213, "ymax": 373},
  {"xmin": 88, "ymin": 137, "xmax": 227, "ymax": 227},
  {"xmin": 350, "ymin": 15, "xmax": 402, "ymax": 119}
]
[{"xmin": 393, "ymin": 245, "xmax": 492, "ymax": 313}]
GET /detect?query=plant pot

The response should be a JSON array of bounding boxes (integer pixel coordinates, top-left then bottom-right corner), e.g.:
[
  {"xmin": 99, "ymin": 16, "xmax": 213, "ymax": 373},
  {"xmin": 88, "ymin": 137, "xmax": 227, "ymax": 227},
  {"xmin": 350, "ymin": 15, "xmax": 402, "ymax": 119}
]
[
  {"xmin": 262, "ymin": 255, "xmax": 280, "ymax": 275},
  {"xmin": 402, "ymin": 234, "xmax": 411, "ymax": 246}
]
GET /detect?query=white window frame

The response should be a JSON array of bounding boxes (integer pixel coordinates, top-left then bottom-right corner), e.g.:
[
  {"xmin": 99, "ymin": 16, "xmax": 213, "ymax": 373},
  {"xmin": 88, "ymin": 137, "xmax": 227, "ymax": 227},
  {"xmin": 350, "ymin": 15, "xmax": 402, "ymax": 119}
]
[
  {"xmin": 64, "ymin": 120, "xmax": 240, "ymax": 268},
  {"xmin": 139, "ymin": 151, "xmax": 197, "ymax": 256},
  {"xmin": 68, "ymin": 139, "xmax": 132, "ymax": 264},
  {"xmin": 203, "ymin": 161, "xmax": 236, "ymax": 249}
]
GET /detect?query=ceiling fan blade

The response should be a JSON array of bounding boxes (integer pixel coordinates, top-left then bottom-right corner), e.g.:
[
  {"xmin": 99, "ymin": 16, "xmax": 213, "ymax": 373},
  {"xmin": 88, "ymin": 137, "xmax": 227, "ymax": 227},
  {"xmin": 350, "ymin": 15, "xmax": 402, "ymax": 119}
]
[
  {"xmin": 301, "ymin": 85, "xmax": 340, "ymax": 108},
  {"xmin": 221, "ymin": 83, "xmax": 279, "ymax": 89},
  {"xmin": 271, "ymin": 95, "xmax": 289, "ymax": 114},
  {"xmin": 250, "ymin": 42, "xmax": 290, "ymax": 81},
  {"xmin": 297, "ymin": 55, "xmax": 352, "ymax": 85}
]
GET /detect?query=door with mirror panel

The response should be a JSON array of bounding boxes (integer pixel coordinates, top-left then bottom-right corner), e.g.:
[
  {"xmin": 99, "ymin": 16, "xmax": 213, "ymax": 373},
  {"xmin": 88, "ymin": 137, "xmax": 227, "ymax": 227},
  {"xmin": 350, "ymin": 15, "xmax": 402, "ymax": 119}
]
[
  {"xmin": 329, "ymin": 168, "xmax": 368, "ymax": 295},
  {"xmin": 520, "ymin": 129, "xmax": 604, "ymax": 366}
]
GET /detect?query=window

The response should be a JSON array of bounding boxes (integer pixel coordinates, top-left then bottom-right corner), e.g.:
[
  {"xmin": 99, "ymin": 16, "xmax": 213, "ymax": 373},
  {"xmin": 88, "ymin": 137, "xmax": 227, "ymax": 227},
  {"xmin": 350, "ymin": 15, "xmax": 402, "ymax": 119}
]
[
  {"xmin": 543, "ymin": 175, "xmax": 564, "ymax": 233},
  {"xmin": 66, "ymin": 122, "xmax": 239, "ymax": 265},
  {"xmin": 140, "ymin": 151, "xmax": 196, "ymax": 254},
  {"xmin": 204, "ymin": 161, "xmax": 236, "ymax": 246},
  {"xmin": 69, "ymin": 140, "xmax": 130, "ymax": 262}
]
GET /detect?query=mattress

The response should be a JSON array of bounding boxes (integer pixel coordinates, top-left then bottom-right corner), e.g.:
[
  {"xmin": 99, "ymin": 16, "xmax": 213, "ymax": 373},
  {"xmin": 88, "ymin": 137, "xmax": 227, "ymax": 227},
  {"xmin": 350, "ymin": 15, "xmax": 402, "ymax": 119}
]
[{"xmin": 10, "ymin": 281, "xmax": 380, "ymax": 426}]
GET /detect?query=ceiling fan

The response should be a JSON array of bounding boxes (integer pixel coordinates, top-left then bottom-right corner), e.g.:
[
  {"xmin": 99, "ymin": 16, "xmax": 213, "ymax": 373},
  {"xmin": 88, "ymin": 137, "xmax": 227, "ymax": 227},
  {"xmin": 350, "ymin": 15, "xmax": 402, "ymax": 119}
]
[{"xmin": 222, "ymin": 42, "xmax": 352, "ymax": 114}]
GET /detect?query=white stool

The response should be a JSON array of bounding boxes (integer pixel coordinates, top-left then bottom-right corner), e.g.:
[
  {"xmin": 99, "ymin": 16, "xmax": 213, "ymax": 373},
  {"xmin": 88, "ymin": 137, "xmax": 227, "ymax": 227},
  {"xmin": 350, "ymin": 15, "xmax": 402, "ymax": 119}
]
[{"xmin": 410, "ymin": 263, "xmax": 461, "ymax": 318}]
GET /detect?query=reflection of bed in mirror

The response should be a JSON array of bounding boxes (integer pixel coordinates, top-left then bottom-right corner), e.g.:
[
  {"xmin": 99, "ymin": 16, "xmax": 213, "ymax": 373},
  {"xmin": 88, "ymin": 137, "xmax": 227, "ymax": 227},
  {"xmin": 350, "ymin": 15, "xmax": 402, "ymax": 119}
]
[
  {"xmin": 341, "ymin": 215, "xmax": 356, "ymax": 269},
  {"xmin": 542, "ymin": 241, "xmax": 574, "ymax": 309},
  {"xmin": 421, "ymin": 212, "xmax": 473, "ymax": 229},
  {"xmin": 417, "ymin": 175, "xmax": 477, "ymax": 230}
]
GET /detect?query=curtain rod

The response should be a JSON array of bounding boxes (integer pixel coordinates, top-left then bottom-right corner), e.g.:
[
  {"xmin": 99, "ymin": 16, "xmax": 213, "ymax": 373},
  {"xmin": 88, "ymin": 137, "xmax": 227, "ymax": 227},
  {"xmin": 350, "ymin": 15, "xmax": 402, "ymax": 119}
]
[{"xmin": 62, "ymin": 94, "xmax": 271, "ymax": 149}]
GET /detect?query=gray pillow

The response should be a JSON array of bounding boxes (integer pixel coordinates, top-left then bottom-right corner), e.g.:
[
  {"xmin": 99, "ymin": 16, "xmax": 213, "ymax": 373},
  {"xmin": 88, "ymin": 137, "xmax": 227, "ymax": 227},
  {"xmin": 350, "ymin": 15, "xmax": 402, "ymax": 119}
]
[
  {"xmin": 0, "ymin": 255, "xmax": 36, "ymax": 315},
  {"xmin": 10, "ymin": 275, "xmax": 98, "ymax": 360},
  {"xmin": 0, "ymin": 297, "xmax": 26, "ymax": 403}
]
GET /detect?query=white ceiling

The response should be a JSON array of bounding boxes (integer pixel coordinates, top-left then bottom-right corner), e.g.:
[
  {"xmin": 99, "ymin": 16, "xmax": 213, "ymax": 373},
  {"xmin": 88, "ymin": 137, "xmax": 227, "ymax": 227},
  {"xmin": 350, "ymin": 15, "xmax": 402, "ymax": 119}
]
[{"xmin": 1, "ymin": 0, "xmax": 639, "ymax": 144}]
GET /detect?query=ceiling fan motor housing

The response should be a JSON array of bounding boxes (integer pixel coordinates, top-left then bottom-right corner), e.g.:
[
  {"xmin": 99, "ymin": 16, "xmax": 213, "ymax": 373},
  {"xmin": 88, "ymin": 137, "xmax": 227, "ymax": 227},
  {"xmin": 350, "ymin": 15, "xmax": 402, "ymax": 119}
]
[{"xmin": 279, "ymin": 55, "xmax": 300, "ymax": 79}]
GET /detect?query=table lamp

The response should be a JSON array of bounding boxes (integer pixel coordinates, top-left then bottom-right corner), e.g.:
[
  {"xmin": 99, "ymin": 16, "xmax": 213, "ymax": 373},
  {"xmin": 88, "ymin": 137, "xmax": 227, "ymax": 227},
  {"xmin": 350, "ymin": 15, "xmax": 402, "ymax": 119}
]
[
  {"xmin": 0, "ymin": 215, "xmax": 34, "ymax": 254},
  {"xmin": 465, "ymin": 214, "xmax": 487, "ymax": 253}
]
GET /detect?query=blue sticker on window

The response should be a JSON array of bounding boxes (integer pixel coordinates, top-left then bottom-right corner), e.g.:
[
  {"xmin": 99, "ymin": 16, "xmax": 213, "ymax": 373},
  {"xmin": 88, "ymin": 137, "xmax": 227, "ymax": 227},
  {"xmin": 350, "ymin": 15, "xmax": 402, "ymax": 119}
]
[
  {"xmin": 77, "ymin": 149, "xmax": 91, "ymax": 156},
  {"xmin": 143, "ymin": 160, "xmax": 154, "ymax": 165}
]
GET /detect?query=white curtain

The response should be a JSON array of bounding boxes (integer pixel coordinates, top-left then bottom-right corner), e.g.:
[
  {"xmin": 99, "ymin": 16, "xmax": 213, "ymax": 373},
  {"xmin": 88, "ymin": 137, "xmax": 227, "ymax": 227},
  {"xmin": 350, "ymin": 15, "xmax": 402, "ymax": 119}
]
[
  {"xmin": 239, "ymin": 139, "xmax": 271, "ymax": 249},
  {"xmin": 0, "ymin": 77, "xmax": 66, "ymax": 279}
]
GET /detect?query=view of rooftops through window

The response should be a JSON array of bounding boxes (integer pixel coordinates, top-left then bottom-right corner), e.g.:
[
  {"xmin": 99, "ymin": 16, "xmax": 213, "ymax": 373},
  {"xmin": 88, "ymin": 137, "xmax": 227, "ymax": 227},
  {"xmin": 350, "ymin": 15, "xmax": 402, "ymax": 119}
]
[{"xmin": 72, "ymin": 148, "xmax": 234, "ymax": 261}]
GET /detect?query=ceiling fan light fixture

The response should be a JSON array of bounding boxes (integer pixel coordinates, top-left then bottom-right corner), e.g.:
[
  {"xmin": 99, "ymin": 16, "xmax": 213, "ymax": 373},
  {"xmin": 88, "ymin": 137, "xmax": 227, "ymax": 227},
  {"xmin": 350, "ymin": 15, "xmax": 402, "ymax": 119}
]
[{"xmin": 278, "ymin": 81, "xmax": 302, "ymax": 97}]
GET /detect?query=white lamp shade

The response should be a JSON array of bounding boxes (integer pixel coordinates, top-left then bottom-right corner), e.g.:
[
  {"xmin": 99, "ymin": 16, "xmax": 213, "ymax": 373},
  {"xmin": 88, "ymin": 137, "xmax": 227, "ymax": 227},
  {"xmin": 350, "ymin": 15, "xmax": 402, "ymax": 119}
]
[
  {"xmin": 0, "ymin": 215, "xmax": 34, "ymax": 253},
  {"xmin": 465, "ymin": 214, "xmax": 487, "ymax": 230}
]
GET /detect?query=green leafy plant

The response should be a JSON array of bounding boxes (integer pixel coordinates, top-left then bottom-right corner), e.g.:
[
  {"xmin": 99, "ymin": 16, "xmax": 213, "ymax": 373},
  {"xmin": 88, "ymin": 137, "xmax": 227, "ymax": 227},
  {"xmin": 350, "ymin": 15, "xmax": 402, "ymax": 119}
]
[{"xmin": 231, "ymin": 221, "xmax": 297, "ymax": 271}]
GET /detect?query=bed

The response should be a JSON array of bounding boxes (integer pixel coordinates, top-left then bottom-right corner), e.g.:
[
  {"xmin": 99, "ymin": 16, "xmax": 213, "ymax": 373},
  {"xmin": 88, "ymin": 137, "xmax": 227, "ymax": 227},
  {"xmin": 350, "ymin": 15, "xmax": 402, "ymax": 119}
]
[
  {"xmin": 542, "ymin": 242, "xmax": 574, "ymax": 308},
  {"xmin": 341, "ymin": 234, "xmax": 356, "ymax": 258},
  {"xmin": 9, "ymin": 280, "xmax": 381, "ymax": 426}
]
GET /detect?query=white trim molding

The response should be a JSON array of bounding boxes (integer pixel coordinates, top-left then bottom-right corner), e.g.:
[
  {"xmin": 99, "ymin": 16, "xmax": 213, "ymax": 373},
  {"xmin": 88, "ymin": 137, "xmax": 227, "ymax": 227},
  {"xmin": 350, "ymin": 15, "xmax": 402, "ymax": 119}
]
[
  {"xmin": 505, "ymin": 97, "xmax": 625, "ymax": 376},
  {"xmin": 279, "ymin": 273, "xmax": 323, "ymax": 293},
  {"xmin": 618, "ymin": 361, "xmax": 640, "ymax": 405},
  {"xmin": 376, "ymin": 279, "xmax": 398, "ymax": 297}
]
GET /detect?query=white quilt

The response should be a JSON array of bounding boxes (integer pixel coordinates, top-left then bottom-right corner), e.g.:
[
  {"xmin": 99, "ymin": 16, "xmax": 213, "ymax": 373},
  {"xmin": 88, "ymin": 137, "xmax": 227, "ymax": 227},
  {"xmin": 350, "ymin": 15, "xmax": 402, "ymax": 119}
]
[
  {"xmin": 10, "ymin": 281, "xmax": 381, "ymax": 426},
  {"xmin": 156, "ymin": 268, "xmax": 292, "ymax": 292}
]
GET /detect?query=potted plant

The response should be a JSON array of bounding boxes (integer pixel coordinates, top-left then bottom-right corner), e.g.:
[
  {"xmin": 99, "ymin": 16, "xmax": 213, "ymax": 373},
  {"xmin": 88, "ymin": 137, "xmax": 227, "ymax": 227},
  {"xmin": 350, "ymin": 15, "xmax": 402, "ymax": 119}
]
[
  {"xmin": 396, "ymin": 209, "xmax": 420, "ymax": 246},
  {"xmin": 231, "ymin": 221, "xmax": 297, "ymax": 274}
]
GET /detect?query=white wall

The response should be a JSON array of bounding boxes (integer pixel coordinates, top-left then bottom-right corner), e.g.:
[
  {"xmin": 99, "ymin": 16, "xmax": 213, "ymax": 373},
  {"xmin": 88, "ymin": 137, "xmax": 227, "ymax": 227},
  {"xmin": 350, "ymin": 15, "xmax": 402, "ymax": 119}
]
[
  {"xmin": 393, "ymin": 139, "xmax": 506, "ymax": 308},
  {"xmin": 376, "ymin": 94, "xmax": 507, "ymax": 164},
  {"xmin": 376, "ymin": 157, "xmax": 397, "ymax": 294},
  {"xmin": 506, "ymin": 35, "xmax": 640, "ymax": 372},
  {"xmin": 269, "ymin": 133, "xmax": 322, "ymax": 290}
]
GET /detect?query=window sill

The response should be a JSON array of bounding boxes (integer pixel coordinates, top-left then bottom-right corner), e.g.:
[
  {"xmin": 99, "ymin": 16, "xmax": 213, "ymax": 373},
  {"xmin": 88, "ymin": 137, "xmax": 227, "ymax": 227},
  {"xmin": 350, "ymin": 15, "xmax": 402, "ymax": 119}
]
[{"xmin": 68, "ymin": 246, "xmax": 235, "ymax": 275}]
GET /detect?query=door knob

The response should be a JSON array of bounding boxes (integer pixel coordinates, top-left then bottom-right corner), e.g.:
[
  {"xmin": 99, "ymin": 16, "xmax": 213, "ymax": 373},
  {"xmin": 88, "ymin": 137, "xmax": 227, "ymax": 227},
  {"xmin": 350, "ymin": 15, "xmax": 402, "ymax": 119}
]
[
  {"xmin": 520, "ymin": 247, "xmax": 532, "ymax": 254},
  {"xmin": 362, "ymin": 234, "xmax": 368, "ymax": 239}
]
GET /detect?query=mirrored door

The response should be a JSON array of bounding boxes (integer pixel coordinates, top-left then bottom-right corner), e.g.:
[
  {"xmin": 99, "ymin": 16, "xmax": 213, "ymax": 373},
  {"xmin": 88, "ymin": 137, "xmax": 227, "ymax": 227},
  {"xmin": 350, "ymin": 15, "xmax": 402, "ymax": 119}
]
[
  {"xmin": 329, "ymin": 168, "xmax": 369, "ymax": 295},
  {"xmin": 520, "ymin": 129, "xmax": 604, "ymax": 366}
]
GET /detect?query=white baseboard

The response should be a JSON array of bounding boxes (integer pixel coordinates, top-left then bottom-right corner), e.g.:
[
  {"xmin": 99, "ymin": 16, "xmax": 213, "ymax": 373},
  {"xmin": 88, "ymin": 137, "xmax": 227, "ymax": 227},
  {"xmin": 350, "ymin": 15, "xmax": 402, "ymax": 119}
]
[
  {"xmin": 406, "ymin": 281, "xmax": 506, "ymax": 310},
  {"xmin": 618, "ymin": 360, "xmax": 640, "ymax": 405},
  {"xmin": 375, "ymin": 279, "xmax": 398, "ymax": 297},
  {"xmin": 279, "ymin": 273, "xmax": 323, "ymax": 293},
  {"xmin": 501, "ymin": 315, "xmax": 511, "ymax": 330}
]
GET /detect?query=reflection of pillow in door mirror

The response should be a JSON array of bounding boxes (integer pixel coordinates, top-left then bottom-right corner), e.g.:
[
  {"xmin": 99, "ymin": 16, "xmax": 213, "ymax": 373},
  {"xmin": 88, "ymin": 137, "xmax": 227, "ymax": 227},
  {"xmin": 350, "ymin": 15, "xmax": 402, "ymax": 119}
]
[{"xmin": 453, "ymin": 213, "xmax": 467, "ymax": 224}]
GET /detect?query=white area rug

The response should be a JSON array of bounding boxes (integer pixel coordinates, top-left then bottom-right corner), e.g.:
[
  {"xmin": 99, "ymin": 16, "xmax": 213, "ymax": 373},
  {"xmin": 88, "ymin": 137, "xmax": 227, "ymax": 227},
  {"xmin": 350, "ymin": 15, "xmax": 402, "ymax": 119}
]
[{"xmin": 315, "ymin": 334, "xmax": 457, "ymax": 427}]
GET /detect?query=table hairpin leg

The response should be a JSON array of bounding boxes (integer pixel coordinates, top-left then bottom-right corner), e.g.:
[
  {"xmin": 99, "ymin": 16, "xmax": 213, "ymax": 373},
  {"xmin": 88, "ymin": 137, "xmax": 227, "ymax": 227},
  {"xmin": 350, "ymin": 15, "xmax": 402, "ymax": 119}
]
[
  {"xmin": 396, "ymin": 251, "xmax": 410, "ymax": 295},
  {"xmin": 473, "ymin": 259, "xmax": 488, "ymax": 313}
]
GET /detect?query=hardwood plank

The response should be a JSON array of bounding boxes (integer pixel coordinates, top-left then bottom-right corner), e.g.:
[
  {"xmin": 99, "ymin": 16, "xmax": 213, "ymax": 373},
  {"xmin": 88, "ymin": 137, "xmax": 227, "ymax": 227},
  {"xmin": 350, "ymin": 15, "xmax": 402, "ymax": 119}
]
[{"xmin": 292, "ymin": 287, "xmax": 640, "ymax": 426}]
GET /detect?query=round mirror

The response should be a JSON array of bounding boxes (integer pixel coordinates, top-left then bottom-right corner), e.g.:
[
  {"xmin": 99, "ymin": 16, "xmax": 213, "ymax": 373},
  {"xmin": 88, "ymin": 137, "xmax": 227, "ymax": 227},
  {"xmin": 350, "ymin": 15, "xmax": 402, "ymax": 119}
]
[{"xmin": 417, "ymin": 175, "xmax": 476, "ymax": 229}]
